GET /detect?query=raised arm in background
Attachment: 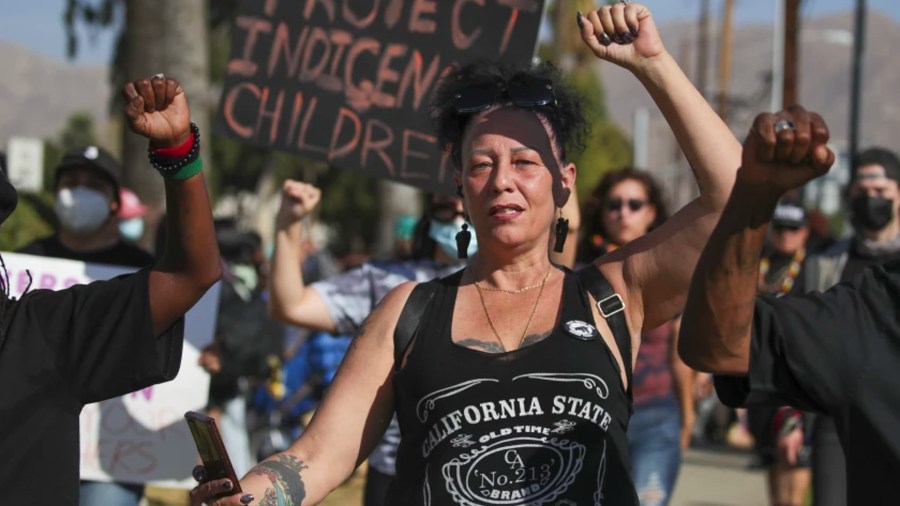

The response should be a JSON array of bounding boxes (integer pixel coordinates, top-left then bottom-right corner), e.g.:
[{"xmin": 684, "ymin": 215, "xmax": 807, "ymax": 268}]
[
  {"xmin": 122, "ymin": 76, "xmax": 222, "ymax": 336},
  {"xmin": 679, "ymin": 106, "xmax": 834, "ymax": 375},
  {"xmin": 267, "ymin": 180, "xmax": 336, "ymax": 333}
]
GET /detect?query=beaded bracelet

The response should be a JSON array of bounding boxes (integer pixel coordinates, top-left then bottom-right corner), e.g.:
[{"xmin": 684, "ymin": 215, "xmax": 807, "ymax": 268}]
[{"xmin": 147, "ymin": 122, "xmax": 203, "ymax": 180}]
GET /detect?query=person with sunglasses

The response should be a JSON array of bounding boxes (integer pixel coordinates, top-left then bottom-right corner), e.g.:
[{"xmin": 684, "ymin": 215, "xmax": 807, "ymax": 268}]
[
  {"xmin": 577, "ymin": 168, "xmax": 695, "ymax": 505},
  {"xmin": 191, "ymin": 3, "xmax": 743, "ymax": 504}
]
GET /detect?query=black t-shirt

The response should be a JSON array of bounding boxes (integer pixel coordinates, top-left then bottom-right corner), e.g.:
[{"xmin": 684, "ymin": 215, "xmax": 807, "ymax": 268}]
[
  {"xmin": 390, "ymin": 270, "xmax": 638, "ymax": 505},
  {"xmin": 18, "ymin": 235, "xmax": 154, "ymax": 268},
  {"xmin": 840, "ymin": 246, "xmax": 900, "ymax": 283},
  {"xmin": 715, "ymin": 260, "xmax": 900, "ymax": 503},
  {"xmin": 0, "ymin": 268, "xmax": 185, "ymax": 505}
]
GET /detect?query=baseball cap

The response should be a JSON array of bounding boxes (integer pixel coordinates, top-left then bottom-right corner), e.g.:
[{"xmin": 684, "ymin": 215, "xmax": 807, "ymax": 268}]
[
  {"xmin": 772, "ymin": 200, "xmax": 808, "ymax": 228},
  {"xmin": 118, "ymin": 188, "xmax": 148, "ymax": 219},
  {"xmin": 55, "ymin": 145, "xmax": 121, "ymax": 199}
]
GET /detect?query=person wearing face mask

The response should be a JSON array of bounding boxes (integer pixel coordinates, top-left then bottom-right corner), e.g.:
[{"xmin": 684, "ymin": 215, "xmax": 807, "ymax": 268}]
[
  {"xmin": 18, "ymin": 146, "xmax": 155, "ymax": 269},
  {"xmin": 118, "ymin": 187, "xmax": 149, "ymax": 244},
  {"xmin": 786, "ymin": 146, "xmax": 900, "ymax": 506}
]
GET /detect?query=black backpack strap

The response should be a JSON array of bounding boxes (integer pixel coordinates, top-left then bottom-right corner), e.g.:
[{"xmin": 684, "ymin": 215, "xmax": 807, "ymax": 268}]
[
  {"xmin": 576, "ymin": 266, "xmax": 633, "ymax": 393},
  {"xmin": 393, "ymin": 279, "xmax": 440, "ymax": 366}
]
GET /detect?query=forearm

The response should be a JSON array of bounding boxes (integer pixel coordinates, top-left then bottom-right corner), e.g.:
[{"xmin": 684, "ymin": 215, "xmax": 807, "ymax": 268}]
[
  {"xmin": 150, "ymin": 173, "xmax": 221, "ymax": 336},
  {"xmin": 671, "ymin": 355, "xmax": 694, "ymax": 421},
  {"xmin": 669, "ymin": 319, "xmax": 695, "ymax": 429},
  {"xmin": 268, "ymin": 220, "xmax": 310, "ymax": 322},
  {"xmin": 680, "ymin": 180, "xmax": 779, "ymax": 374},
  {"xmin": 239, "ymin": 447, "xmax": 339, "ymax": 506},
  {"xmin": 635, "ymin": 52, "xmax": 740, "ymax": 209}
]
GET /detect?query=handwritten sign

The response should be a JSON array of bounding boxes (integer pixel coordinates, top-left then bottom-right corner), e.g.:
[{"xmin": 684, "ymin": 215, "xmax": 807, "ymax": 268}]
[
  {"xmin": 1, "ymin": 252, "xmax": 220, "ymax": 488},
  {"xmin": 216, "ymin": 0, "xmax": 546, "ymax": 193}
]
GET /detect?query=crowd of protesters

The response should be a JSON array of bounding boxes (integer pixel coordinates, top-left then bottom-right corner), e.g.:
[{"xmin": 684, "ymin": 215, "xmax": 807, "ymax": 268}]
[{"xmin": 2, "ymin": 2, "xmax": 899, "ymax": 506}]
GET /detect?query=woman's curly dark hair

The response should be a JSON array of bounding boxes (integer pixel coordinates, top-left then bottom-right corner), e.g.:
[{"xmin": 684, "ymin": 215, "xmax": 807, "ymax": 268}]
[
  {"xmin": 576, "ymin": 168, "xmax": 669, "ymax": 261},
  {"xmin": 431, "ymin": 60, "xmax": 590, "ymax": 171}
]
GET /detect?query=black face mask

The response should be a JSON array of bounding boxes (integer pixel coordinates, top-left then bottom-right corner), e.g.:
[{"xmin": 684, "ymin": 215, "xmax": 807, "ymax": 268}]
[
  {"xmin": 851, "ymin": 194, "xmax": 894, "ymax": 231},
  {"xmin": 0, "ymin": 167, "xmax": 18, "ymax": 226}
]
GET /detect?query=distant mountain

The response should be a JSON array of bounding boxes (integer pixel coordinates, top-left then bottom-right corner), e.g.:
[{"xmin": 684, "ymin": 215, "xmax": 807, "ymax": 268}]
[
  {"xmin": 598, "ymin": 10, "xmax": 900, "ymax": 174},
  {"xmin": 1, "ymin": 8, "xmax": 897, "ymax": 169},
  {"xmin": 0, "ymin": 42, "xmax": 109, "ymax": 149}
]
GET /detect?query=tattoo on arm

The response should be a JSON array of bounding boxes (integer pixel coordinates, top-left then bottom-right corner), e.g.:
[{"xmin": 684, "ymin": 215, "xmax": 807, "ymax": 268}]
[{"xmin": 248, "ymin": 455, "xmax": 309, "ymax": 506}]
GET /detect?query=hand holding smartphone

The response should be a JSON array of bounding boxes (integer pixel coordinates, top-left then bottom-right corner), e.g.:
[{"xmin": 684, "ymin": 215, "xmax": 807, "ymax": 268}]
[{"xmin": 184, "ymin": 411, "xmax": 243, "ymax": 496}]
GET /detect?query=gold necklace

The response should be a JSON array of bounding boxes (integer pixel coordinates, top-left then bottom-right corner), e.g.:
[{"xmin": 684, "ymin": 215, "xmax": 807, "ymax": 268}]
[
  {"xmin": 759, "ymin": 248, "xmax": 805, "ymax": 295},
  {"xmin": 474, "ymin": 270, "xmax": 552, "ymax": 294},
  {"xmin": 474, "ymin": 267, "xmax": 553, "ymax": 352}
]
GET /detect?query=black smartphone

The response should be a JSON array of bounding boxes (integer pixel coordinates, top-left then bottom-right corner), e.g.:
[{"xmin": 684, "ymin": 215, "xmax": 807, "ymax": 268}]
[{"xmin": 184, "ymin": 411, "xmax": 243, "ymax": 495}]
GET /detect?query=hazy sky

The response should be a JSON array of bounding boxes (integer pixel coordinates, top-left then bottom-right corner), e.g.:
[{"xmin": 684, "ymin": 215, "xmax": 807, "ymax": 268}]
[{"xmin": 3, "ymin": 0, "xmax": 899, "ymax": 65}]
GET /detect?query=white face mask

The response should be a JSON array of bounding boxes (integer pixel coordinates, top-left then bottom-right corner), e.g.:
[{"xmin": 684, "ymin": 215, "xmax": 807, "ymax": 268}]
[
  {"xmin": 54, "ymin": 186, "xmax": 112, "ymax": 233},
  {"xmin": 119, "ymin": 217, "xmax": 145, "ymax": 241},
  {"xmin": 428, "ymin": 218, "xmax": 478, "ymax": 259}
]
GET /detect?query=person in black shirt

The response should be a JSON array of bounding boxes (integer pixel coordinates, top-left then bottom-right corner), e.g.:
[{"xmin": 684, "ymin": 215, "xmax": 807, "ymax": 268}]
[
  {"xmin": 193, "ymin": 4, "xmax": 745, "ymax": 505},
  {"xmin": 17, "ymin": 147, "xmax": 155, "ymax": 504},
  {"xmin": 0, "ymin": 74, "xmax": 221, "ymax": 505},
  {"xmin": 750, "ymin": 198, "xmax": 814, "ymax": 506},
  {"xmin": 680, "ymin": 107, "xmax": 900, "ymax": 503},
  {"xmin": 787, "ymin": 147, "xmax": 900, "ymax": 505}
]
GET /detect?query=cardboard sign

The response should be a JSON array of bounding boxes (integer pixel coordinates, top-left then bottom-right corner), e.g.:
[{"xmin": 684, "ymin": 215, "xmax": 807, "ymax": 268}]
[
  {"xmin": 216, "ymin": 0, "xmax": 546, "ymax": 193},
  {"xmin": 1, "ymin": 252, "xmax": 221, "ymax": 487}
]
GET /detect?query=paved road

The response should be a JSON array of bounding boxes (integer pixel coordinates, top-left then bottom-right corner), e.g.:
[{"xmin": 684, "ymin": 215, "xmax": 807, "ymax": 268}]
[
  {"xmin": 147, "ymin": 446, "xmax": 768, "ymax": 505},
  {"xmin": 671, "ymin": 447, "xmax": 768, "ymax": 506}
]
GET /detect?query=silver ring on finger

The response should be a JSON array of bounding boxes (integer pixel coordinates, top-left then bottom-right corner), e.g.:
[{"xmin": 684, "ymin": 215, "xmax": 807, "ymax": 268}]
[
  {"xmin": 618, "ymin": 0, "xmax": 630, "ymax": 5},
  {"xmin": 152, "ymin": 73, "xmax": 165, "ymax": 80},
  {"xmin": 774, "ymin": 119, "xmax": 796, "ymax": 133}
]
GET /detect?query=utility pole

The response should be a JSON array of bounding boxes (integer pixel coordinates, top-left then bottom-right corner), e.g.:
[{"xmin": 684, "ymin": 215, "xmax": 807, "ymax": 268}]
[
  {"xmin": 783, "ymin": 0, "xmax": 802, "ymax": 108},
  {"xmin": 849, "ymin": 0, "xmax": 867, "ymax": 166},
  {"xmin": 696, "ymin": 0, "xmax": 711, "ymax": 98},
  {"xmin": 717, "ymin": 0, "xmax": 735, "ymax": 121}
]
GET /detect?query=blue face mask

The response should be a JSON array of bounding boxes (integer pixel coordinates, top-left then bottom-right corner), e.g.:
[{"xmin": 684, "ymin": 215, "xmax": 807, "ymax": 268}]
[
  {"xmin": 428, "ymin": 219, "xmax": 477, "ymax": 259},
  {"xmin": 119, "ymin": 217, "xmax": 144, "ymax": 241}
]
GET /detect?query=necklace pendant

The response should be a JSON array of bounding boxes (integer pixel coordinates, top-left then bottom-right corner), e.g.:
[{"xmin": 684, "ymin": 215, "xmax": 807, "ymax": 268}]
[{"xmin": 563, "ymin": 320, "xmax": 598, "ymax": 341}]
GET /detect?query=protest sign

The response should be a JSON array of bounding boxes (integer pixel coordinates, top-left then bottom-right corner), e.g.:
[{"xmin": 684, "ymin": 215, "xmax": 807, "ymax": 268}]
[
  {"xmin": 216, "ymin": 0, "xmax": 546, "ymax": 193},
  {"xmin": 2, "ymin": 252, "xmax": 220, "ymax": 488}
]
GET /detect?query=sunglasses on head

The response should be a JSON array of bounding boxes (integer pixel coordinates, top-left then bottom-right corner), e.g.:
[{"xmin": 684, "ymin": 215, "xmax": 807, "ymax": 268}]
[
  {"xmin": 605, "ymin": 198, "xmax": 647, "ymax": 212},
  {"xmin": 772, "ymin": 224, "xmax": 802, "ymax": 232},
  {"xmin": 453, "ymin": 75, "xmax": 557, "ymax": 114}
]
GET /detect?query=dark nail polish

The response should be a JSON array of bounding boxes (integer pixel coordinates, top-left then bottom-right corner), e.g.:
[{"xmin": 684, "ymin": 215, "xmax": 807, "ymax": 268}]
[
  {"xmin": 630, "ymin": 26, "xmax": 639, "ymax": 37},
  {"xmin": 613, "ymin": 33, "xmax": 624, "ymax": 44},
  {"xmin": 222, "ymin": 481, "xmax": 233, "ymax": 490},
  {"xmin": 192, "ymin": 466, "xmax": 206, "ymax": 482},
  {"xmin": 600, "ymin": 33, "xmax": 612, "ymax": 46},
  {"xmin": 240, "ymin": 494, "xmax": 256, "ymax": 504},
  {"xmin": 622, "ymin": 33, "xmax": 634, "ymax": 43},
  {"xmin": 576, "ymin": 11, "xmax": 584, "ymax": 29}
]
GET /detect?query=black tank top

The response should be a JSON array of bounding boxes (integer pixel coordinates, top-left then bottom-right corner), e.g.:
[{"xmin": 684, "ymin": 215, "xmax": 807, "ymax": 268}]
[{"xmin": 389, "ymin": 269, "xmax": 638, "ymax": 505}]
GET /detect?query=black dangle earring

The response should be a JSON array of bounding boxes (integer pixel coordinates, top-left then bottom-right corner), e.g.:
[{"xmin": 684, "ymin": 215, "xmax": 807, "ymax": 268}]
[
  {"xmin": 456, "ymin": 221, "xmax": 471, "ymax": 259},
  {"xmin": 553, "ymin": 210, "xmax": 569, "ymax": 253}
]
